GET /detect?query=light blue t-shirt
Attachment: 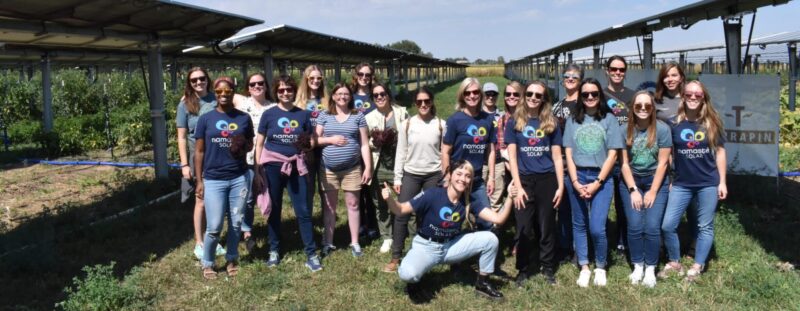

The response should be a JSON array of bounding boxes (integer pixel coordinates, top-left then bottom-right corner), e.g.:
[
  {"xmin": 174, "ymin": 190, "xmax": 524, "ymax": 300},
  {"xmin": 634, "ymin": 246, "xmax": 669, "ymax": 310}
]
[
  {"xmin": 563, "ymin": 113, "xmax": 624, "ymax": 168},
  {"xmin": 621, "ymin": 120, "xmax": 672, "ymax": 176},
  {"xmin": 176, "ymin": 93, "xmax": 216, "ymax": 152}
]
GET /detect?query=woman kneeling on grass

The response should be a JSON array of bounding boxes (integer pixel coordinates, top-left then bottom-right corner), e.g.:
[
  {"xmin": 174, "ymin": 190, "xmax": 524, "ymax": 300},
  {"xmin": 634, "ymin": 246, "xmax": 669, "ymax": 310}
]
[
  {"xmin": 381, "ymin": 160, "xmax": 512, "ymax": 303},
  {"xmin": 194, "ymin": 76, "xmax": 254, "ymax": 280}
]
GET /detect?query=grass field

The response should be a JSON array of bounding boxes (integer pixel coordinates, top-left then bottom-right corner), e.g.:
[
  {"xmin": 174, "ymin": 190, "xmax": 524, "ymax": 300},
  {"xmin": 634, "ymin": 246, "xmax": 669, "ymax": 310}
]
[{"xmin": 2, "ymin": 76, "xmax": 800, "ymax": 310}]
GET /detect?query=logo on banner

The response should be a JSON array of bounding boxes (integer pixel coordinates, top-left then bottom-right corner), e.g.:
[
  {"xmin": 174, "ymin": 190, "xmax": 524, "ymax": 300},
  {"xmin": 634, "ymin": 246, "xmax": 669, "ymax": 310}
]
[
  {"xmin": 636, "ymin": 81, "xmax": 657, "ymax": 93},
  {"xmin": 467, "ymin": 124, "xmax": 488, "ymax": 143},
  {"xmin": 680, "ymin": 128, "xmax": 705, "ymax": 148},
  {"xmin": 215, "ymin": 120, "xmax": 239, "ymax": 137},
  {"xmin": 438, "ymin": 206, "xmax": 461, "ymax": 228},
  {"xmin": 522, "ymin": 125, "xmax": 545, "ymax": 146}
]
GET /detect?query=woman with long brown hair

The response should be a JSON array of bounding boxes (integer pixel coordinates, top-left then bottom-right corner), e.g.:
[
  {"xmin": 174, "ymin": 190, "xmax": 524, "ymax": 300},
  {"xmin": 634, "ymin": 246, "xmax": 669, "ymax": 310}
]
[{"xmin": 654, "ymin": 63, "xmax": 686, "ymax": 123}]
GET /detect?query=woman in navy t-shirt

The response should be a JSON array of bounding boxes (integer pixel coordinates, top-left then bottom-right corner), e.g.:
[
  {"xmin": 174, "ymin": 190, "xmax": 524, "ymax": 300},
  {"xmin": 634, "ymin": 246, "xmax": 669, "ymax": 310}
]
[
  {"xmin": 660, "ymin": 80, "xmax": 727, "ymax": 282},
  {"xmin": 253, "ymin": 75, "xmax": 321, "ymax": 271},
  {"xmin": 194, "ymin": 77, "xmax": 254, "ymax": 280},
  {"xmin": 442, "ymin": 77, "xmax": 497, "ymax": 231},
  {"xmin": 506, "ymin": 80, "xmax": 564, "ymax": 286},
  {"xmin": 618, "ymin": 91, "xmax": 672, "ymax": 288},
  {"xmin": 381, "ymin": 160, "xmax": 512, "ymax": 302}
]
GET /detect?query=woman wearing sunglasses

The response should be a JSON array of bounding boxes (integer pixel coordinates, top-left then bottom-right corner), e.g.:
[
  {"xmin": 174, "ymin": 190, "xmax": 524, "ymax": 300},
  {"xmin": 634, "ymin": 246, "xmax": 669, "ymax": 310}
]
[
  {"xmin": 254, "ymin": 75, "xmax": 321, "ymax": 271},
  {"xmin": 366, "ymin": 82, "xmax": 409, "ymax": 254},
  {"xmin": 351, "ymin": 62, "xmax": 379, "ymax": 239},
  {"xmin": 654, "ymin": 63, "xmax": 686, "ymax": 124},
  {"xmin": 234, "ymin": 72, "xmax": 274, "ymax": 252},
  {"xmin": 295, "ymin": 65, "xmax": 330, "ymax": 218},
  {"xmin": 317, "ymin": 83, "xmax": 372, "ymax": 258},
  {"xmin": 553, "ymin": 64, "xmax": 583, "ymax": 264},
  {"xmin": 176, "ymin": 67, "xmax": 224, "ymax": 260},
  {"xmin": 604, "ymin": 55, "xmax": 635, "ymax": 258},
  {"xmin": 618, "ymin": 91, "xmax": 672, "ymax": 287},
  {"xmin": 194, "ymin": 76, "xmax": 254, "ymax": 280},
  {"xmin": 563, "ymin": 78, "xmax": 624, "ymax": 287},
  {"xmin": 385, "ymin": 87, "xmax": 445, "ymax": 273},
  {"xmin": 382, "ymin": 160, "xmax": 513, "ymax": 302},
  {"xmin": 506, "ymin": 81, "xmax": 564, "ymax": 286},
  {"xmin": 660, "ymin": 80, "xmax": 727, "ymax": 282},
  {"xmin": 442, "ymin": 77, "xmax": 496, "ymax": 232}
]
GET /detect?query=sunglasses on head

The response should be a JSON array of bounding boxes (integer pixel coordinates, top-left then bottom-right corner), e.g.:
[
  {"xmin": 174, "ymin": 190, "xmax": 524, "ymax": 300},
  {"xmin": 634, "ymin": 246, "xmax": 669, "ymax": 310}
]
[
  {"xmin": 214, "ymin": 88, "xmax": 233, "ymax": 96},
  {"xmin": 684, "ymin": 91, "xmax": 704, "ymax": 99},
  {"xmin": 277, "ymin": 87, "xmax": 294, "ymax": 95},
  {"xmin": 464, "ymin": 90, "xmax": 481, "ymax": 97},
  {"xmin": 505, "ymin": 92, "xmax": 519, "ymax": 98},
  {"xmin": 190, "ymin": 76, "xmax": 207, "ymax": 84},
  {"xmin": 248, "ymin": 81, "xmax": 265, "ymax": 88},
  {"xmin": 608, "ymin": 66, "xmax": 627, "ymax": 73},
  {"xmin": 525, "ymin": 92, "xmax": 544, "ymax": 100},
  {"xmin": 357, "ymin": 72, "xmax": 372, "ymax": 78},
  {"xmin": 580, "ymin": 91, "xmax": 600, "ymax": 99},
  {"xmin": 416, "ymin": 99, "xmax": 432, "ymax": 106},
  {"xmin": 374, "ymin": 92, "xmax": 388, "ymax": 98}
]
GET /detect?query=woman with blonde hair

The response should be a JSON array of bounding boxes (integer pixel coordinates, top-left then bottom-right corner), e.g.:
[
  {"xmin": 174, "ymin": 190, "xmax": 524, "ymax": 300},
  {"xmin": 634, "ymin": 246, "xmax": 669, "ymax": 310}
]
[
  {"xmin": 660, "ymin": 80, "xmax": 727, "ymax": 282},
  {"xmin": 295, "ymin": 65, "xmax": 330, "ymax": 216},
  {"xmin": 506, "ymin": 80, "xmax": 564, "ymax": 285}
]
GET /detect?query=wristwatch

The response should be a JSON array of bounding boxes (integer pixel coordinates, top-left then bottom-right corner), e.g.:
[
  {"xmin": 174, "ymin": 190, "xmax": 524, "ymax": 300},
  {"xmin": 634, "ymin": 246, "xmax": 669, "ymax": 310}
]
[
  {"xmin": 594, "ymin": 177, "xmax": 604, "ymax": 184},
  {"xmin": 628, "ymin": 185, "xmax": 638, "ymax": 193}
]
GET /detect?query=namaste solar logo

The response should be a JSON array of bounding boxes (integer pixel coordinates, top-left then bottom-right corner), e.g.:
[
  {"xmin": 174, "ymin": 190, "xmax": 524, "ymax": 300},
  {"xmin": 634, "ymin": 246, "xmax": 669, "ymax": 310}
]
[
  {"xmin": 466, "ymin": 125, "xmax": 488, "ymax": 143},
  {"xmin": 522, "ymin": 125, "xmax": 545, "ymax": 146},
  {"xmin": 215, "ymin": 120, "xmax": 239, "ymax": 137},
  {"xmin": 680, "ymin": 128, "xmax": 705, "ymax": 148},
  {"xmin": 607, "ymin": 98, "xmax": 625, "ymax": 115},
  {"xmin": 355, "ymin": 99, "xmax": 372, "ymax": 112},
  {"xmin": 306, "ymin": 102, "xmax": 324, "ymax": 118},
  {"xmin": 438, "ymin": 206, "xmax": 461, "ymax": 228},
  {"xmin": 277, "ymin": 117, "xmax": 300, "ymax": 134}
]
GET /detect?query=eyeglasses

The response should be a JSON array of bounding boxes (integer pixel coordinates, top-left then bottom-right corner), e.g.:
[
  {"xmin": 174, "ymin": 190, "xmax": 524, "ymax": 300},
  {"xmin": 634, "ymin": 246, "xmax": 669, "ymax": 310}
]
[
  {"xmin": 484, "ymin": 91, "xmax": 498, "ymax": 97},
  {"xmin": 277, "ymin": 88, "xmax": 294, "ymax": 95},
  {"xmin": 190, "ymin": 76, "xmax": 207, "ymax": 84},
  {"xmin": 416, "ymin": 99, "xmax": 432, "ymax": 106},
  {"xmin": 309, "ymin": 76, "xmax": 323, "ymax": 81},
  {"xmin": 684, "ymin": 91, "xmax": 704, "ymax": 99},
  {"xmin": 580, "ymin": 91, "xmax": 600, "ymax": 99},
  {"xmin": 634, "ymin": 103, "xmax": 653, "ymax": 111},
  {"xmin": 248, "ymin": 81, "xmax": 265, "ymax": 88},
  {"xmin": 335, "ymin": 92, "xmax": 351, "ymax": 97},
  {"xmin": 504, "ymin": 92, "xmax": 519, "ymax": 98},
  {"xmin": 374, "ymin": 92, "xmax": 388, "ymax": 98},
  {"xmin": 464, "ymin": 90, "xmax": 481, "ymax": 97},
  {"xmin": 563, "ymin": 73, "xmax": 581, "ymax": 80},
  {"xmin": 608, "ymin": 66, "xmax": 627, "ymax": 73},
  {"xmin": 214, "ymin": 88, "xmax": 233, "ymax": 96},
  {"xmin": 525, "ymin": 92, "xmax": 544, "ymax": 100},
  {"xmin": 357, "ymin": 72, "xmax": 372, "ymax": 78}
]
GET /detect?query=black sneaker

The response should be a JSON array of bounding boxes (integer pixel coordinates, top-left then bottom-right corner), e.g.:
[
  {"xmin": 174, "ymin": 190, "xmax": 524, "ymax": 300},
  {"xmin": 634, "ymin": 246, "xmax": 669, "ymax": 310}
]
[
  {"xmin": 542, "ymin": 268, "xmax": 557, "ymax": 285},
  {"xmin": 475, "ymin": 275, "xmax": 504, "ymax": 300},
  {"xmin": 514, "ymin": 271, "xmax": 530, "ymax": 288},
  {"xmin": 405, "ymin": 283, "xmax": 428, "ymax": 304}
]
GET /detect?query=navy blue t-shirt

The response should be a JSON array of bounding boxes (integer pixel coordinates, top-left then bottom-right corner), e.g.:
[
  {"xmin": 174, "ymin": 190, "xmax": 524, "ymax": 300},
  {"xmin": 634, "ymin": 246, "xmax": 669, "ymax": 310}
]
[
  {"xmin": 444, "ymin": 111, "xmax": 497, "ymax": 183},
  {"xmin": 410, "ymin": 187, "xmax": 486, "ymax": 240},
  {"xmin": 672, "ymin": 120, "xmax": 725, "ymax": 187},
  {"xmin": 258, "ymin": 106, "xmax": 312, "ymax": 157},
  {"xmin": 354, "ymin": 92, "xmax": 375, "ymax": 115},
  {"xmin": 194, "ymin": 109, "xmax": 254, "ymax": 180},
  {"xmin": 504, "ymin": 118, "xmax": 562, "ymax": 175}
]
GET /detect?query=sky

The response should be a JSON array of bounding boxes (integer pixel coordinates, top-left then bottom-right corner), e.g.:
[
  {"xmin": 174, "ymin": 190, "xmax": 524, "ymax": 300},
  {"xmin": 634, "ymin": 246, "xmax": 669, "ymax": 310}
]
[{"xmin": 181, "ymin": 0, "xmax": 800, "ymax": 62}]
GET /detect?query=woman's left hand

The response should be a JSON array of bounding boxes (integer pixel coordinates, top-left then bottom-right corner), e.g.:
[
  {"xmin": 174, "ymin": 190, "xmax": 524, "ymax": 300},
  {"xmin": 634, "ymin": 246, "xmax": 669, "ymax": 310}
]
[
  {"xmin": 718, "ymin": 183, "xmax": 728, "ymax": 200},
  {"xmin": 361, "ymin": 168, "xmax": 373, "ymax": 185},
  {"xmin": 643, "ymin": 190, "xmax": 657, "ymax": 209},
  {"xmin": 552, "ymin": 186, "xmax": 563, "ymax": 209},
  {"xmin": 486, "ymin": 179, "xmax": 495, "ymax": 196}
]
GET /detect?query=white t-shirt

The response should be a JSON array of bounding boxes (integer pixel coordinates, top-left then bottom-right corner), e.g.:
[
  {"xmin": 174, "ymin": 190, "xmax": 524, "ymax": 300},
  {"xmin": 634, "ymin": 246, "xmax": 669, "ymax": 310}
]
[{"xmin": 237, "ymin": 97, "xmax": 275, "ymax": 165}]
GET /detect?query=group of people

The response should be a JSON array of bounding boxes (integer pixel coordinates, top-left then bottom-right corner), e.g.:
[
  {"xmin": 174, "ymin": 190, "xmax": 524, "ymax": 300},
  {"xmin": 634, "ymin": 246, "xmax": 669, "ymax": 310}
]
[{"xmin": 176, "ymin": 56, "xmax": 727, "ymax": 302}]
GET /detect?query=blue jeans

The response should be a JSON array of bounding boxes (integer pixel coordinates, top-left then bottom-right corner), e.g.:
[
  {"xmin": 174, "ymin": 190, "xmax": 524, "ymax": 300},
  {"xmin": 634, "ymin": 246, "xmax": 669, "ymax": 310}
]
[
  {"xmin": 558, "ymin": 175, "xmax": 573, "ymax": 251},
  {"xmin": 470, "ymin": 180, "xmax": 494, "ymax": 231},
  {"xmin": 611, "ymin": 166, "xmax": 627, "ymax": 248},
  {"xmin": 242, "ymin": 168, "xmax": 255, "ymax": 233},
  {"xmin": 202, "ymin": 174, "xmax": 248, "ymax": 268},
  {"xmin": 662, "ymin": 185, "xmax": 718, "ymax": 266},
  {"xmin": 618, "ymin": 174, "xmax": 668, "ymax": 266},
  {"xmin": 568, "ymin": 168, "xmax": 614, "ymax": 269},
  {"xmin": 264, "ymin": 164, "xmax": 317, "ymax": 258},
  {"xmin": 398, "ymin": 231, "xmax": 499, "ymax": 283}
]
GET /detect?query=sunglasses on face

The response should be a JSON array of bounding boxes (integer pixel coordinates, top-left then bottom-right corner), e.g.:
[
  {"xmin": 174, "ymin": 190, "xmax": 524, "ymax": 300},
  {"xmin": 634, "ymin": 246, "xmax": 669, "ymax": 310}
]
[
  {"xmin": 416, "ymin": 99, "xmax": 432, "ymax": 106},
  {"xmin": 505, "ymin": 92, "xmax": 519, "ymax": 98},
  {"xmin": 581, "ymin": 91, "xmax": 600, "ymax": 99},
  {"xmin": 464, "ymin": 90, "xmax": 481, "ymax": 97},
  {"xmin": 190, "ymin": 76, "xmax": 207, "ymax": 84},
  {"xmin": 357, "ymin": 72, "xmax": 372, "ymax": 78},
  {"xmin": 525, "ymin": 92, "xmax": 544, "ymax": 100},
  {"xmin": 634, "ymin": 103, "xmax": 653, "ymax": 111},
  {"xmin": 309, "ymin": 76, "xmax": 323, "ymax": 81},
  {"xmin": 608, "ymin": 66, "xmax": 627, "ymax": 73},
  {"xmin": 214, "ymin": 88, "xmax": 233, "ymax": 96},
  {"xmin": 248, "ymin": 81, "xmax": 265, "ymax": 88},
  {"xmin": 484, "ymin": 91, "xmax": 498, "ymax": 97},
  {"xmin": 684, "ymin": 91, "xmax": 704, "ymax": 99},
  {"xmin": 374, "ymin": 92, "xmax": 388, "ymax": 98},
  {"xmin": 277, "ymin": 88, "xmax": 294, "ymax": 95},
  {"xmin": 563, "ymin": 74, "xmax": 581, "ymax": 80}
]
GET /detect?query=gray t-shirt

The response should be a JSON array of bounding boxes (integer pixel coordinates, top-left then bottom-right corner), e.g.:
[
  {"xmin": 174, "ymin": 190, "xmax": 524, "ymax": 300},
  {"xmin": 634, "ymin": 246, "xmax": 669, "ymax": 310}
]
[
  {"xmin": 621, "ymin": 120, "xmax": 673, "ymax": 176},
  {"xmin": 656, "ymin": 94, "xmax": 681, "ymax": 125},
  {"xmin": 563, "ymin": 113, "xmax": 624, "ymax": 168},
  {"xmin": 176, "ymin": 93, "xmax": 217, "ymax": 153}
]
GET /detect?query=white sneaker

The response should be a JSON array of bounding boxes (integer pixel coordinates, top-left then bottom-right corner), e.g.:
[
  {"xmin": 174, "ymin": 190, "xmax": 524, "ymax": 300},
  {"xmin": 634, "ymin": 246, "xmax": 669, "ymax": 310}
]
[
  {"xmin": 642, "ymin": 265, "xmax": 657, "ymax": 288},
  {"xmin": 379, "ymin": 239, "xmax": 392, "ymax": 253},
  {"xmin": 593, "ymin": 268, "xmax": 607, "ymax": 286},
  {"xmin": 576, "ymin": 269, "xmax": 592, "ymax": 288},
  {"xmin": 629, "ymin": 263, "xmax": 644, "ymax": 285}
]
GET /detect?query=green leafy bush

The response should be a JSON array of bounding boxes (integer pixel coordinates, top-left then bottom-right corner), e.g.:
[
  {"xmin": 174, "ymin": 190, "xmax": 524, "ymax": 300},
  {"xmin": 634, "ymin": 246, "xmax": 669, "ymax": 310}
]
[
  {"xmin": 58, "ymin": 262, "xmax": 148, "ymax": 311},
  {"xmin": 7, "ymin": 119, "xmax": 41, "ymax": 144}
]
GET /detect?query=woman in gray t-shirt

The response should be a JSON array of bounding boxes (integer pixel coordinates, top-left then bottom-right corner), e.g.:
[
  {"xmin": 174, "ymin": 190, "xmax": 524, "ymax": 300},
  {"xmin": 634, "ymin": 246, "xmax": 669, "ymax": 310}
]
[{"xmin": 654, "ymin": 63, "xmax": 686, "ymax": 124}]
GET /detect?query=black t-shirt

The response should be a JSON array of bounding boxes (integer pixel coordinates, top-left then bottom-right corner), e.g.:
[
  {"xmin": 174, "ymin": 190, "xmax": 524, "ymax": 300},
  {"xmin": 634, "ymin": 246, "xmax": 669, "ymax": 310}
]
[
  {"xmin": 553, "ymin": 98, "xmax": 577, "ymax": 135},
  {"xmin": 604, "ymin": 86, "xmax": 635, "ymax": 125}
]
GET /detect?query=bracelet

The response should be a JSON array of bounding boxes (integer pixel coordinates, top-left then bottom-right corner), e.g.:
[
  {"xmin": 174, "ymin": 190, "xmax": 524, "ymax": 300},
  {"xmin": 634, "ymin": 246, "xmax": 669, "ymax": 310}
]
[{"xmin": 181, "ymin": 164, "xmax": 189, "ymax": 168}]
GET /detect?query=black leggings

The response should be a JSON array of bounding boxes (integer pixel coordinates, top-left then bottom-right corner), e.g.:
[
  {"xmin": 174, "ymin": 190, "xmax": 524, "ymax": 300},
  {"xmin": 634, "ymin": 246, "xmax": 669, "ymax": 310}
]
[
  {"xmin": 515, "ymin": 173, "xmax": 558, "ymax": 272},
  {"xmin": 391, "ymin": 171, "xmax": 442, "ymax": 259}
]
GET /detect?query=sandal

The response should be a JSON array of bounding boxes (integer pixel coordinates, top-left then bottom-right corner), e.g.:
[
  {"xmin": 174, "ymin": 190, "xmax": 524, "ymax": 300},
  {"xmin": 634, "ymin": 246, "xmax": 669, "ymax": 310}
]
[
  {"xmin": 203, "ymin": 267, "xmax": 217, "ymax": 280},
  {"xmin": 685, "ymin": 266, "xmax": 702, "ymax": 282},
  {"xmin": 226, "ymin": 262, "xmax": 239, "ymax": 277},
  {"xmin": 657, "ymin": 262, "xmax": 684, "ymax": 279}
]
